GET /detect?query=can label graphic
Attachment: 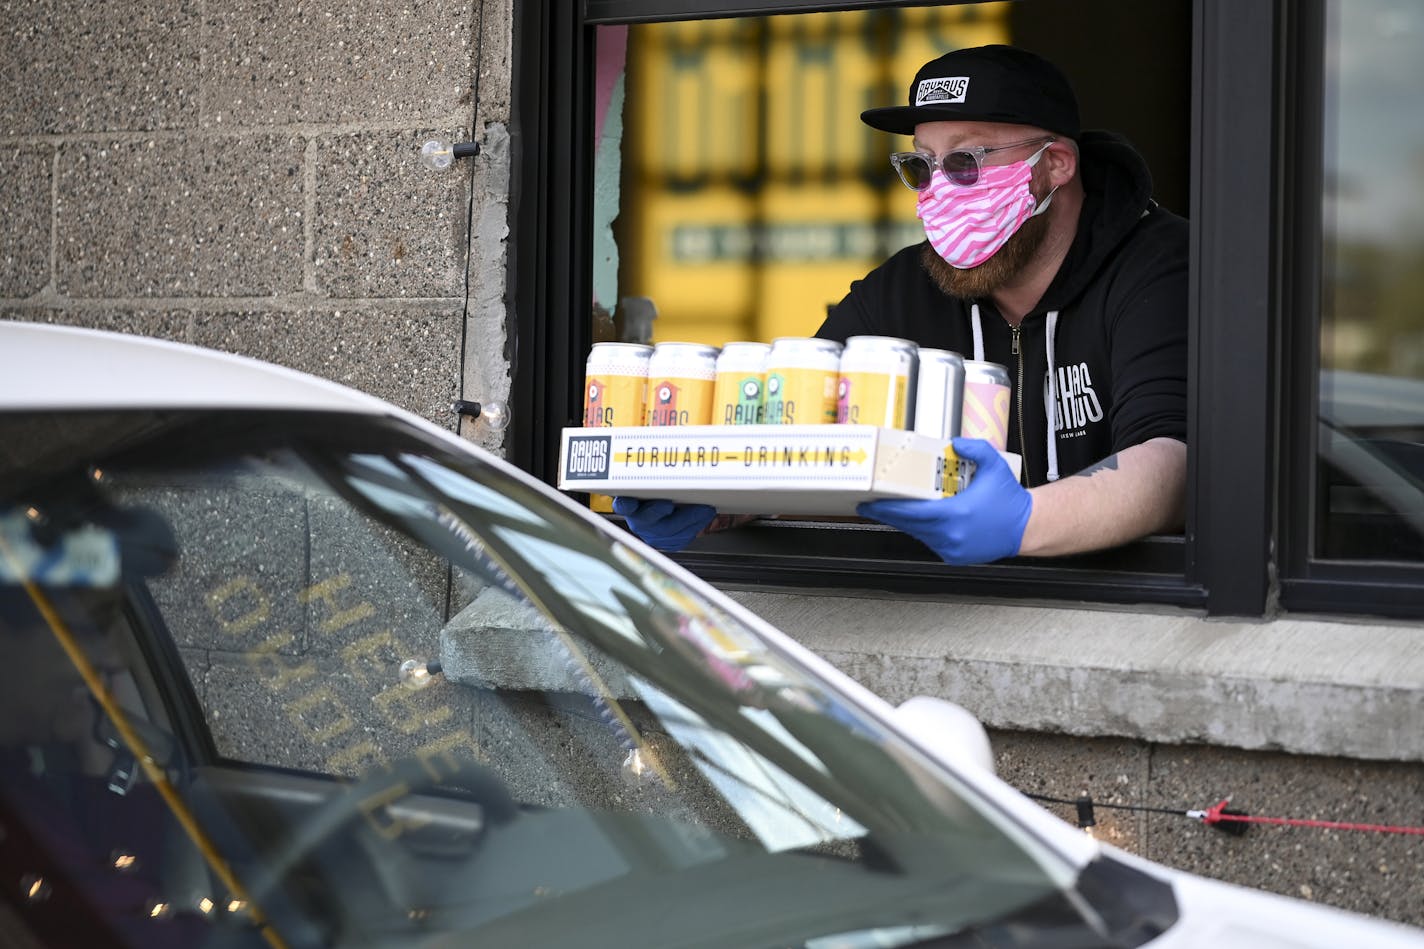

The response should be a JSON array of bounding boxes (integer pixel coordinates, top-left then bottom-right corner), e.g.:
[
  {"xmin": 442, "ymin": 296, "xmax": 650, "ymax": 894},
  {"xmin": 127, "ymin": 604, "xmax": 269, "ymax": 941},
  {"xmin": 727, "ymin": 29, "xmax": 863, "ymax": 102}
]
[
  {"xmin": 962, "ymin": 359, "xmax": 1011, "ymax": 450},
  {"xmin": 913, "ymin": 348, "xmax": 966, "ymax": 440},
  {"xmin": 712, "ymin": 341, "xmax": 770, "ymax": 425},
  {"xmin": 584, "ymin": 342, "xmax": 652, "ymax": 427},
  {"xmin": 763, "ymin": 337, "xmax": 842, "ymax": 425},
  {"xmin": 646, "ymin": 342, "xmax": 718, "ymax": 426},
  {"xmin": 836, "ymin": 336, "xmax": 917, "ymax": 428}
]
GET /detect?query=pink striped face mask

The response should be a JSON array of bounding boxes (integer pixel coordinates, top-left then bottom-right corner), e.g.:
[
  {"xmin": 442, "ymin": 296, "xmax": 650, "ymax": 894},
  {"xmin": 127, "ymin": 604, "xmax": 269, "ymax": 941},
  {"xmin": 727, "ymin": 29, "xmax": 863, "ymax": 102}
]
[{"xmin": 917, "ymin": 141, "xmax": 1056, "ymax": 270}]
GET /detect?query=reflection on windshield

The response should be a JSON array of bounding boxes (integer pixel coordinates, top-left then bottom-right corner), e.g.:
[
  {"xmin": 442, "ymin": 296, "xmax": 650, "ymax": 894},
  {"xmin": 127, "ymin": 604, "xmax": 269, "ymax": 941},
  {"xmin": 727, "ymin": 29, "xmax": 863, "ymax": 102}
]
[
  {"xmin": 0, "ymin": 410, "xmax": 1072, "ymax": 949},
  {"xmin": 636, "ymin": 680, "xmax": 868, "ymax": 852}
]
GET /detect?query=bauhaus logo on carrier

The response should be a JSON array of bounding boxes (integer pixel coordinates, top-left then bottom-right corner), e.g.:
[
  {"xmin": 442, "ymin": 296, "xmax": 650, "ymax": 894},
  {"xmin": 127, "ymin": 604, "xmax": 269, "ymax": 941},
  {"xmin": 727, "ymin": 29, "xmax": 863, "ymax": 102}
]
[{"xmin": 564, "ymin": 435, "xmax": 612, "ymax": 480}]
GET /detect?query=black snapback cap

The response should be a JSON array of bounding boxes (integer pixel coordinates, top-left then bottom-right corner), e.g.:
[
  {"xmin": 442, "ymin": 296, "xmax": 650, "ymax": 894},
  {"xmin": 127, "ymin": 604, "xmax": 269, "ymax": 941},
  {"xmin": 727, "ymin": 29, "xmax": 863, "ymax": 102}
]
[{"xmin": 861, "ymin": 45, "xmax": 1081, "ymax": 140}]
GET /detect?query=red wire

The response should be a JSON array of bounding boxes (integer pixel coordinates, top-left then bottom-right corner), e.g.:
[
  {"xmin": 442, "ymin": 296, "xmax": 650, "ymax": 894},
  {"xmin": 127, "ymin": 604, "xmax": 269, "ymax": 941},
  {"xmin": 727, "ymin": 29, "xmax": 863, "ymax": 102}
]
[{"xmin": 1199, "ymin": 799, "xmax": 1424, "ymax": 836}]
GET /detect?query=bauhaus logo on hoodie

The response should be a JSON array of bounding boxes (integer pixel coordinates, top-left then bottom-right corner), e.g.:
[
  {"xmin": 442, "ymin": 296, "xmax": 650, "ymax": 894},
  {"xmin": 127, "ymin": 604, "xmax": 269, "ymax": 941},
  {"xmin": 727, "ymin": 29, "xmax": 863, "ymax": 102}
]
[{"xmin": 1047, "ymin": 363, "xmax": 1104, "ymax": 436}]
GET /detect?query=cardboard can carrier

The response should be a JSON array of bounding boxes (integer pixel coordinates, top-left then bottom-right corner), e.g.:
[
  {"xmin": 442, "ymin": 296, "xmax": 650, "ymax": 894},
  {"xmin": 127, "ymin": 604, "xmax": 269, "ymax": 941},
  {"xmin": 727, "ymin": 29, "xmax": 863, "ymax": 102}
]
[
  {"xmin": 559, "ymin": 423, "xmax": 990, "ymax": 516},
  {"xmin": 571, "ymin": 338, "xmax": 1020, "ymax": 516}
]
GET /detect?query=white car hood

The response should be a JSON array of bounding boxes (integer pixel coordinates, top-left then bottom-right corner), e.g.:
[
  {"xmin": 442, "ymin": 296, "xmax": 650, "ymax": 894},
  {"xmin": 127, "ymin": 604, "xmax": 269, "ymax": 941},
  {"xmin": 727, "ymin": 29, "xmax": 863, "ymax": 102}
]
[{"xmin": 1140, "ymin": 857, "xmax": 1424, "ymax": 947}]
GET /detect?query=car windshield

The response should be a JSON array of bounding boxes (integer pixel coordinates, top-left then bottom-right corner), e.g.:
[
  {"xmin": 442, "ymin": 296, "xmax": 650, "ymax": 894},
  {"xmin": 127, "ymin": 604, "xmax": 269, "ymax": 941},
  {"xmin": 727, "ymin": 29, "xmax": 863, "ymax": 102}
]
[{"xmin": 0, "ymin": 409, "xmax": 1077, "ymax": 949}]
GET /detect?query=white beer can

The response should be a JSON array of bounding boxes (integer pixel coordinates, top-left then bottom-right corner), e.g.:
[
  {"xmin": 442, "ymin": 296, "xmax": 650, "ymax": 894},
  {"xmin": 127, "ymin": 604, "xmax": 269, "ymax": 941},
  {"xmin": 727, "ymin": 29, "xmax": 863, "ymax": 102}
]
[{"xmin": 913, "ymin": 348, "xmax": 966, "ymax": 439}]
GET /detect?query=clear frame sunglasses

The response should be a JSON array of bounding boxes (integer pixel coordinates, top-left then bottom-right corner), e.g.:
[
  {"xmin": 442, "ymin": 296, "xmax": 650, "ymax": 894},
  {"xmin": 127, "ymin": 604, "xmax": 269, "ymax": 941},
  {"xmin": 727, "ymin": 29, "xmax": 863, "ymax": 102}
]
[{"xmin": 889, "ymin": 136, "xmax": 1055, "ymax": 190}]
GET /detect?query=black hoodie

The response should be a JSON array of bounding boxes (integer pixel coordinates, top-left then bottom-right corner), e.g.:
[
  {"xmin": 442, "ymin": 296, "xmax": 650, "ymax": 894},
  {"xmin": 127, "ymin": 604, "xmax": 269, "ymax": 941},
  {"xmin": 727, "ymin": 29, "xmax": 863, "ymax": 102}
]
[{"xmin": 817, "ymin": 131, "xmax": 1188, "ymax": 487}]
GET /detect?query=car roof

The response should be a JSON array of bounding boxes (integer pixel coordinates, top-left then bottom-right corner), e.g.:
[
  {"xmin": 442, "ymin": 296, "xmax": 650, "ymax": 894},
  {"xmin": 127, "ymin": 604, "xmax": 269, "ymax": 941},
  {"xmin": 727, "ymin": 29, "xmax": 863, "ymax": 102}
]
[{"xmin": 0, "ymin": 321, "xmax": 389, "ymax": 414}]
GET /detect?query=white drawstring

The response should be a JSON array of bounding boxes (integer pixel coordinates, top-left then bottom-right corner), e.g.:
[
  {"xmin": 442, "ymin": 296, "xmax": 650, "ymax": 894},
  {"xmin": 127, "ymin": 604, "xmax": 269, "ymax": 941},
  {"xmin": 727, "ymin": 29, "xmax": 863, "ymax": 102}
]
[
  {"xmin": 971, "ymin": 302, "xmax": 1060, "ymax": 481},
  {"xmin": 1044, "ymin": 309, "xmax": 1060, "ymax": 482},
  {"xmin": 970, "ymin": 303, "xmax": 985, "ymax": 361}
]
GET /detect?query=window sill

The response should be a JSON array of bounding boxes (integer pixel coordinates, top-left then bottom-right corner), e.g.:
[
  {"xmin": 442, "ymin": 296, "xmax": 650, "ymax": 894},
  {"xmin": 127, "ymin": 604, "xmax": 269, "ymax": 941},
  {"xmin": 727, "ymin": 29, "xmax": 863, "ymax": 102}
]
[
  {"xmin": 671, "ymin": 519, "xmax": 1203, "ymax": 609},
  {"xmin": 719, "ymin": 586, "xmax": 1424, "ymax": 763}
]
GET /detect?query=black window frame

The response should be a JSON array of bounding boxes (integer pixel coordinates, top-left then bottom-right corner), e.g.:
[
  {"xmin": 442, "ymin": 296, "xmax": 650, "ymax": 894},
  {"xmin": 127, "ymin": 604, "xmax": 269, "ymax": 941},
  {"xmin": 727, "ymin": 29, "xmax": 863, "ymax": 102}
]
[{"xmin": 508, "ymin": 0, "xmax": 1420, "ymax": 620}]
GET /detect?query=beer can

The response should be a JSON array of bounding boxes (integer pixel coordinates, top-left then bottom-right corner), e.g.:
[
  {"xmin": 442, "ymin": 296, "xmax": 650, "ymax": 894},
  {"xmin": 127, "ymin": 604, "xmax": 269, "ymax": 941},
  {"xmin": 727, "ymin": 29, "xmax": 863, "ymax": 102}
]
[
  {"xmin": 711, "ymin": 341, "xmax": 770, "ymax": 425},
  {"xmin": 762, "ymin": 337, "xmax": 843, "ymax": 425},
  {"xmin": 961, "ymin": 359, "xmax": 1011, "ymax": 451},
  {"xmin": 583, "ymin": 342, "xmax": 652, "ymax": 427},
  {"xmin": 913, "ymin": 348, "xmax": 966, "ymax": 440},
  {"xmin": 836, "ymin": 335, "xmax": 918, "ymax": 428},
  {"xmin": 646, "ymin": 341, "xmax": 719, "ymax": 426}
]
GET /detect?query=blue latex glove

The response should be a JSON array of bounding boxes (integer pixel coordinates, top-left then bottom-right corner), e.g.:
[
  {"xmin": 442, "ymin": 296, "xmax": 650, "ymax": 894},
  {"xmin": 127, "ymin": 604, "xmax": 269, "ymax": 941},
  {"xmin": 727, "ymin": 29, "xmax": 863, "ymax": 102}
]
[
  {"xmin": 856, "ymin": 437, "xmax": 1033, "ymax": 565},
  {"xmin": 611, "ymin": 497, "xmax": 718, "ymax": 552}
]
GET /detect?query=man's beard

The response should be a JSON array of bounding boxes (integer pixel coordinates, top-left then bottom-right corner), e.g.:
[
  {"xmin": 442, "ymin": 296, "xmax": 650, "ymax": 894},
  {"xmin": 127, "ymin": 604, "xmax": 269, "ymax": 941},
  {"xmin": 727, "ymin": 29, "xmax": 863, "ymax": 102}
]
[{"xmin": 919, "ymin": 189, "xmax": 1055, "ymax": 300}]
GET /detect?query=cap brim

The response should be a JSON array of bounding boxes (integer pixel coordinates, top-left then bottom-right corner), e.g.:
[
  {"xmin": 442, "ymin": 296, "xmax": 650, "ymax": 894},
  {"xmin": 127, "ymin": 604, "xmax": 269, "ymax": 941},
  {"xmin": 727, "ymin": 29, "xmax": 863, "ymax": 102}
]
[
  {"xmin": 862, "ymin": 105, "xmax": 967, "ymax": 135},
  {"xmin": 861, "ymin": 105, "xmax": 1075, "ymax": 138}
]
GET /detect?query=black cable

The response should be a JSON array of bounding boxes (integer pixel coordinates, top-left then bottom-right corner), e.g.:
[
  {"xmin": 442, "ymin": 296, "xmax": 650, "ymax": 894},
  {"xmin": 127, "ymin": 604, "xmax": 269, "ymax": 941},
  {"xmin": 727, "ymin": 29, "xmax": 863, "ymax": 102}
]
[{"xmin": 1022, "ymin": 791, "xmax": 1190, "ymax": 818}]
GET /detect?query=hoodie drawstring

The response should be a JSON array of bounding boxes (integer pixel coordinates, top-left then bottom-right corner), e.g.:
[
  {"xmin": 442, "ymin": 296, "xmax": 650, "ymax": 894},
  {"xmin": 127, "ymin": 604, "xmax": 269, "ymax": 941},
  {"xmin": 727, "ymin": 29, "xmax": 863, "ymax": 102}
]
[
  {"xmin": 1044, "ymin": 309, "xmax": 1060, "ymax": 482},
  {"xmin": 969, "ymin": 303, "xmax": 1061, "ymax": 482}
]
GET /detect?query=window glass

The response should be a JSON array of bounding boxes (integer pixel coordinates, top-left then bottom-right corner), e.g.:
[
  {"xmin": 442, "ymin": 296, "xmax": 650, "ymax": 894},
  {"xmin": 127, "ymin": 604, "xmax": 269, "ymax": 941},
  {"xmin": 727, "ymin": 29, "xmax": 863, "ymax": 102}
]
[
  {"xmin": 1318, "ymin": 0, "xmax": 1424, "ymax": 560},
  {"xmin": 595, "ymin": 1, "xmax": 1190, "ymax": 349},
  {"xmin": 603, "ymin": 6, "xmax": 1012, "ymax": 347}
]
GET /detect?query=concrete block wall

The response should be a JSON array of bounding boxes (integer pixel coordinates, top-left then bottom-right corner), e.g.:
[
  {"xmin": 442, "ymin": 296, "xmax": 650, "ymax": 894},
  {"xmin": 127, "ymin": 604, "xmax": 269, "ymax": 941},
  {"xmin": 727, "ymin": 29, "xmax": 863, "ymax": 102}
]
[
  {"xmin": 0, "ymin": 0, "xmax": 513, "ymax": 447},
  {"xmin": 728, "ymin": 588, "xmax": 1424, "ymax": 928},
  {"xmin": 991, "ymin": 730, "xmax": 1424, "ymax": 928}
]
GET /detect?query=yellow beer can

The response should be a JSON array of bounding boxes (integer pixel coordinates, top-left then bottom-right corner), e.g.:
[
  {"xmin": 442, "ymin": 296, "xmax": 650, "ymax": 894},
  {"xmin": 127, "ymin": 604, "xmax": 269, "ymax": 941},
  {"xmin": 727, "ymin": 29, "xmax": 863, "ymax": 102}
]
[
  {"xmin": 763, "ymin": 337, "xmax": 843, "ymax": 425},
  {"xmin": 711, "ymin": 341, "xmax": 771, "ymax": 425},
  {"xmin": 836, "ymin": 335, "xmax": 918, "ymax": 428},
  {"xmin": 583, "ymin": 342, "xmax": 652, "ymax": 427},
  {"xmin": 646, "ymin": 342, "xmax": 719, "ymax": 426}
]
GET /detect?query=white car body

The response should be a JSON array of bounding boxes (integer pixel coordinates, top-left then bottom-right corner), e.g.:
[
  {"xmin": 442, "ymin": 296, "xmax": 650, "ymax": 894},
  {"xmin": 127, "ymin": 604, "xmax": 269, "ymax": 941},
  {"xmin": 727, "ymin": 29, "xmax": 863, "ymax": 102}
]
[{"xmin": 2, "ymin": 320, "xmax": 1420, "ymax": 949}]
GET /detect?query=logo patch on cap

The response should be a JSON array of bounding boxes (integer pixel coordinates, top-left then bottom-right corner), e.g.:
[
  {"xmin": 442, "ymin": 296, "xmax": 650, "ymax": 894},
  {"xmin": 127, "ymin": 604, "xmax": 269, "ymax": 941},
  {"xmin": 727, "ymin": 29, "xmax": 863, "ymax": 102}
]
[{"xmin": 916, "ymin": 76, "xmax": 969, "ymax": 106}]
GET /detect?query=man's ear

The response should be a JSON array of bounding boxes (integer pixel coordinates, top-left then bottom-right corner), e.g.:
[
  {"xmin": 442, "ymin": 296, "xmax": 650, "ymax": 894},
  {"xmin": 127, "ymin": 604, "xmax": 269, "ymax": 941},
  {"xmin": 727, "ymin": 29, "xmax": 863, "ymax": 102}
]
[{"xmin": 1044, "ymin": 141, "xmax": 1078, "ymax": 187}]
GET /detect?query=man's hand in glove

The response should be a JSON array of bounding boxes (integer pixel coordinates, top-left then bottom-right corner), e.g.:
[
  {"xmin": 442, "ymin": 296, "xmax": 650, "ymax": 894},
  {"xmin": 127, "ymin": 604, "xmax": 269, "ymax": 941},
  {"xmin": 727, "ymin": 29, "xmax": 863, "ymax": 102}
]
[
  {"xmin": 856, "ymin": 437, "xmax": 1032, "ymax": 565},
  {"xmin": 611, "ymin": 497, "xmax": 719, "ymax": 552}
]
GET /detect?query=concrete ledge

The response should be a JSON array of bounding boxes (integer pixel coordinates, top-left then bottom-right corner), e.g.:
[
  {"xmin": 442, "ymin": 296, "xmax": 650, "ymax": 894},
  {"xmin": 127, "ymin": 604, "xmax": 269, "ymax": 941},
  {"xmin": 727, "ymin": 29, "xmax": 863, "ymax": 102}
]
[{"xmin": 720, "ymin": 589, "xmax": 1424, "ymax": 763}]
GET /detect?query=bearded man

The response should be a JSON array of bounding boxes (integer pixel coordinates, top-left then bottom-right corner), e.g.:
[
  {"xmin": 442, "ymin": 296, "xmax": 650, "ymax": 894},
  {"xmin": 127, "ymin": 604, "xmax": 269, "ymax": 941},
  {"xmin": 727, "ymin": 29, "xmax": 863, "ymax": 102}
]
[
  {"xmin": 813, "ymin": 44, "xmax": 1189, "ymax": 564},
  {"xmin": 615, "ymin": 44, "xmax": 1187, "ymax": 565}
]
